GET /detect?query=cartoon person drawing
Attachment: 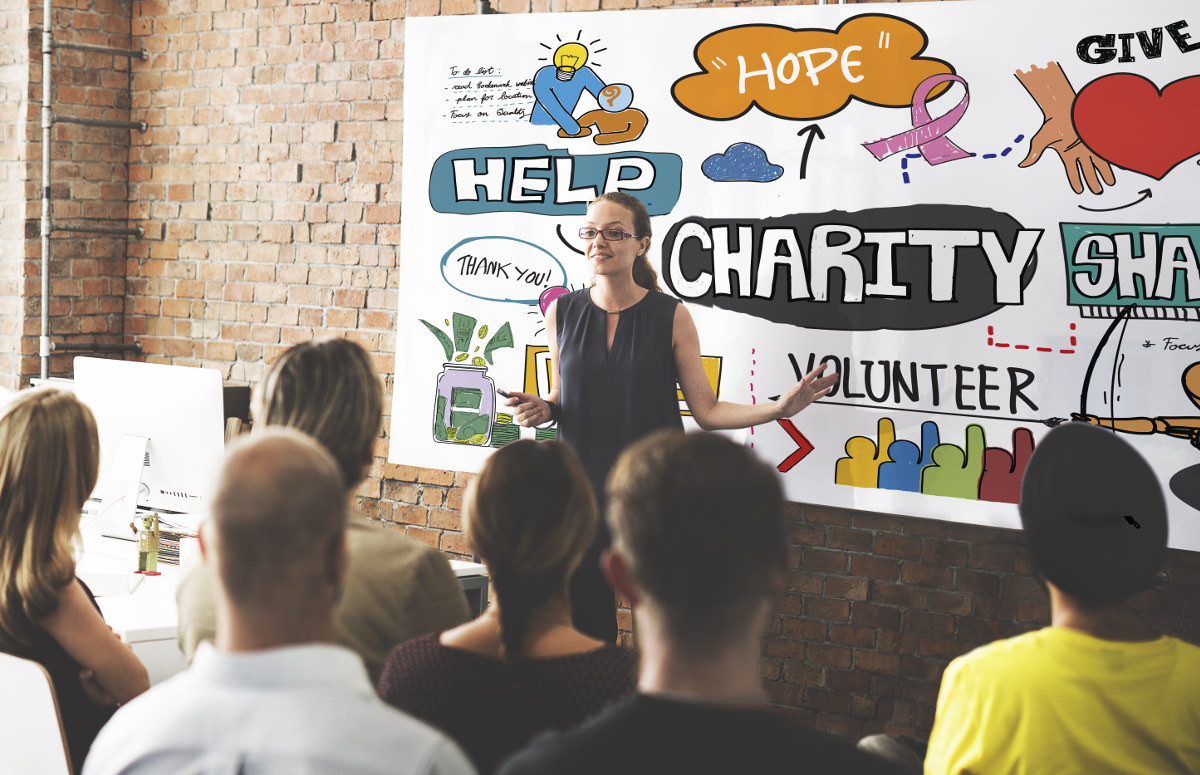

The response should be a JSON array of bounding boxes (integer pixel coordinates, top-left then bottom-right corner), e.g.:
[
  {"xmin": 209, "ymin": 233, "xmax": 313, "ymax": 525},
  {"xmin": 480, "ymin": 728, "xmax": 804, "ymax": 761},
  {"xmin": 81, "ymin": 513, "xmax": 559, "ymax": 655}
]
[
  {"xmin": 835, "ymin": 417, "xmax": 895, "ymax": 489},
  {"xmin": 1073, "ymin": 361, "xmax": 1200, "ymax": 449},
  {"xmin": 878, "ymin": 421, "xmax": 940, "ymax": 493},
  {"xmin": 531, "ymin": 42, "xmax": 606, "ymax": 137},
  {"xmin": 921, "ymin": 424, "xmax": 986, "ymax": 500},
  {"xmin": 566, "ymin": 83, "xmax": 648, "ymax": 145}
]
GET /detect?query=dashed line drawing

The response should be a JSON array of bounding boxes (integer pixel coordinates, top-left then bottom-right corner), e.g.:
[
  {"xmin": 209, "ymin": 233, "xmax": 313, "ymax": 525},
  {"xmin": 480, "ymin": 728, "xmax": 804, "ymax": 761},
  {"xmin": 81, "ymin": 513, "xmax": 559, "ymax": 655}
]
[
  {"xmin": 987, "ymin": 322, "xmax": 1076, "ymax": 354},
  {"xmin": 901, "ymin": 134, "xmax": 1025, "ymax": 184},
  {"xmin": 749, "ymin": 347, "xmax": 757, "ymax": 447}
]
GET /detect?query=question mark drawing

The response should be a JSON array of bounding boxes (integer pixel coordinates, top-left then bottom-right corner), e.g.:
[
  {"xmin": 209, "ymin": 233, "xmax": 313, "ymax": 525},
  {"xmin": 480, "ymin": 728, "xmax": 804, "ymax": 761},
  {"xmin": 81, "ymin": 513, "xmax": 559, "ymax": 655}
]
[
  {"xmin": 598, "ymin": 83, "xmax": 633, "ymax": 113},
  {"xmin": 569, "ymin": 83, "xmax": 645, "ymax": 145}
]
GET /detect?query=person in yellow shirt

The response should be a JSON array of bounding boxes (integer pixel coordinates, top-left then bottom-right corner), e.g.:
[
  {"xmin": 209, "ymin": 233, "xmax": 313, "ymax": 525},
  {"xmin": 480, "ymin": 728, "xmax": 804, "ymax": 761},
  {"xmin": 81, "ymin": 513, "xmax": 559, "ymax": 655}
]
[{"xmin": 925, "ymin": 423, "xmax": 1200, "ymax": 775}]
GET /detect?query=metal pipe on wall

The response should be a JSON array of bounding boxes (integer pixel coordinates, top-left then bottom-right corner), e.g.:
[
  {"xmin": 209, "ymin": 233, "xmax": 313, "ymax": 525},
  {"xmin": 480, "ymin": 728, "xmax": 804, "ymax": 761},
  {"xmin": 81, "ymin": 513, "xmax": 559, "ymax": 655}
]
[
  {"xmin": 39, "ymin": 0, "xmax": 51, "ymax": 381},
  {"xmin": 37, "ymin": 0, "xmax": 146, "ymax": 380}
]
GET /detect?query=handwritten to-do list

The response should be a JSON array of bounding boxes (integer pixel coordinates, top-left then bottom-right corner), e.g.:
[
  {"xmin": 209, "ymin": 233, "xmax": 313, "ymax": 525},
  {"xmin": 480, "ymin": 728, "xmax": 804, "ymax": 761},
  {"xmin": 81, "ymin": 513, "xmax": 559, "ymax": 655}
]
[{"xmin": 445, "ymin": 66, "xmax": 535, "ymax": 124}]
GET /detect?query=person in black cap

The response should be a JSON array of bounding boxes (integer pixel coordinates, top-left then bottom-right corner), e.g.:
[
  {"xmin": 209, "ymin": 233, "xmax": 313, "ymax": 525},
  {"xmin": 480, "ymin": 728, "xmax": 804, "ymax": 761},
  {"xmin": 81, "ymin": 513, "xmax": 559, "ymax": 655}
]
[{"xmin": 925, "ymin": 422, "xmax": 1200, "ymax": 774}]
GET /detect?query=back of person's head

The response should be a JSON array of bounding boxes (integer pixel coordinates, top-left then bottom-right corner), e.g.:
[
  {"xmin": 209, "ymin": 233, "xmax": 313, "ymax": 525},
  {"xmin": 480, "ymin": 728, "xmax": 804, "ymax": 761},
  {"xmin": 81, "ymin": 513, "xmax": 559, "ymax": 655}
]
[
  {"xmin": 251, "ymin": 338, "xmax": 382, "ymax": 491},
  {"xmin": 1020, "ymin": 422, "xmax": 1168, "ymax": 607},
  {"xmin": 0, "ymin": 388, "xmax": 99, "ymax": 650},
  {"xmin": 208, "ymin": 428, "xmax": 348, "ymax": 613},
  {"xmin": 607, "ymin": 431, "xmax": 785, "ymax": 655},
  {"xmin": 465, "ymin": 440, "xmax": 597, "ymax": 661}
]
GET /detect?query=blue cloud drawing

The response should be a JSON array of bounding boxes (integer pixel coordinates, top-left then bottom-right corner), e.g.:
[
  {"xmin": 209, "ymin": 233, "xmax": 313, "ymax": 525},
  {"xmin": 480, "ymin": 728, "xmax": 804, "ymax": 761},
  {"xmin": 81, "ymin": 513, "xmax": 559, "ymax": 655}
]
[{"xmin": 701, "ymin": 142, "xmax": 784, "ymax": 182}]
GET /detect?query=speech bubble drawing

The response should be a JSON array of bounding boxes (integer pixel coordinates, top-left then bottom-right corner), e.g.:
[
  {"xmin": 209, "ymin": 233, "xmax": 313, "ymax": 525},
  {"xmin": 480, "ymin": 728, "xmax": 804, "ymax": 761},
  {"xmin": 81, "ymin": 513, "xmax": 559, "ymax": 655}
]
[
  {"xmin": 441, "ymin": 236, "xmax": 568, "ymax": 305},
  {"xmin": 672, "ymin": 14, "xmax": 954, "ymax": 122}
]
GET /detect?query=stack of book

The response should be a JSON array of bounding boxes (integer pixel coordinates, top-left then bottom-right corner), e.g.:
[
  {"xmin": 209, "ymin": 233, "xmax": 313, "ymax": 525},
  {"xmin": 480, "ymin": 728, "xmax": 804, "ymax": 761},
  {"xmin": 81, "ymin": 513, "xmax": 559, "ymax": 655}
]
[
  {"xmin": 157, "ymin": 515, "xmax": 201, "ymax": 567},
  {"xmin": 157, "ymin": 530, "xmax": 187, "ymax": 566}
]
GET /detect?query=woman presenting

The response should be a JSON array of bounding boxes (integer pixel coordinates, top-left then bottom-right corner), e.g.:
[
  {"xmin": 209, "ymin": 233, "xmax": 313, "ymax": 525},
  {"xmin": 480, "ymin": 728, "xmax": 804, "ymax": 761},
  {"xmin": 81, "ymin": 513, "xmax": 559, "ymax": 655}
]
[{"xmin": 505, "ymin": 192, "xmax": 837, "ymax": 642}]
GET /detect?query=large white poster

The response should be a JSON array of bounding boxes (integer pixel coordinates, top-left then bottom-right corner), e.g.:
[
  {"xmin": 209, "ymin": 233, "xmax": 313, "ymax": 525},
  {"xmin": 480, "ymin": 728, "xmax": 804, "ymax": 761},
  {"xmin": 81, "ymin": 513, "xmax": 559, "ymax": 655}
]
[{"xmin": 392, "ymin": 0, "xmax": 1200, "ymax": 551}]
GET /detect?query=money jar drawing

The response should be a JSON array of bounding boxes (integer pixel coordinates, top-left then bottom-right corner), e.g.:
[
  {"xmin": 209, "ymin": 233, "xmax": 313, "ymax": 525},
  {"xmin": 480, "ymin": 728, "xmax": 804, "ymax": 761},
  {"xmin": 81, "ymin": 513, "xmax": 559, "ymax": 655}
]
[
  {"xmin": 434, "ymin": 363, "xmax": 496, "ymax": 445},
  {"xmin": 422, "ymin": 313, "xmax": 514, "ymax": 446}
]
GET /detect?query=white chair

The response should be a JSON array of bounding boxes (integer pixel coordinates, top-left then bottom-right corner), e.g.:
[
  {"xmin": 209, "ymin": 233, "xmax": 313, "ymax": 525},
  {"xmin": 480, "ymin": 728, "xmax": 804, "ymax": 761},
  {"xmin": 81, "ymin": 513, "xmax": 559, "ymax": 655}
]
[{"xmin": 0, "ymin": 651, "xmax": 73, "ymax": 774}]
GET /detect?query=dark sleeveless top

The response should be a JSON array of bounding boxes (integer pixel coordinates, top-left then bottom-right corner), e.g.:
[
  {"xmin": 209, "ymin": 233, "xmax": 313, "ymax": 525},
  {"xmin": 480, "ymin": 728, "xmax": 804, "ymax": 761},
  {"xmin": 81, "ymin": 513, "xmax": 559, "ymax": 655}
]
[
  {"xmin": 556, "ymin": 288, "xmax": 684, "ymax": 548},
  {"xmin": 11, "ymin": 578, "xmax": 115, "ymax": 773}
]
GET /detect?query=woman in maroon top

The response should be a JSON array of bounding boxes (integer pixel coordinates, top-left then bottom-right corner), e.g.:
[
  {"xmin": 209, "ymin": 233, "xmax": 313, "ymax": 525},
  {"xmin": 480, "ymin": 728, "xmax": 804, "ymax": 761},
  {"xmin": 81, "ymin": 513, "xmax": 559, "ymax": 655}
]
[
  {"xmin": 378, "ymin": 440, "xmax": 637, "ymax": 774},
  {"xmin": 0, "ymin": 389, "xmax": 149, "ymax": 771}
]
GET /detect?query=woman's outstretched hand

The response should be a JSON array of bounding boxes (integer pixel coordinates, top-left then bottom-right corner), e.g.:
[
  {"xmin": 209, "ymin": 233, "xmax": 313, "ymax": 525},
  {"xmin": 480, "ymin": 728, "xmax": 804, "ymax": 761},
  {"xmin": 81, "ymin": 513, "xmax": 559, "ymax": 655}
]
[
  {"xmin": 774, "ymin": 362, "xmax": 839, "ymax": 419},
  {"xmin": 505, "ymin": 390, "xmax": 552, "ymax": 428}
]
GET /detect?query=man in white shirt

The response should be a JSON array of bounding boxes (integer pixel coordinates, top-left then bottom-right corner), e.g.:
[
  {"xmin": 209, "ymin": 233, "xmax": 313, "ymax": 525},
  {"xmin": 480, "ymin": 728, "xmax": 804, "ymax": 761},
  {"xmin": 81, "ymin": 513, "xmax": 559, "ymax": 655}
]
[{"xmin": 84, "ymin": 429, "xmax": 476, "ymax": 775}]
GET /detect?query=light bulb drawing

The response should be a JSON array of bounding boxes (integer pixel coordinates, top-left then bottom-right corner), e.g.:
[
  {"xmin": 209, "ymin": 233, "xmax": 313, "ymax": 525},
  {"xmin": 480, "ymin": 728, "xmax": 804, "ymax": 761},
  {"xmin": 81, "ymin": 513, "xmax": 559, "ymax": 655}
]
[{"xmin": 553, "ymin": 42, "xmax": 589, "ymax": 81}]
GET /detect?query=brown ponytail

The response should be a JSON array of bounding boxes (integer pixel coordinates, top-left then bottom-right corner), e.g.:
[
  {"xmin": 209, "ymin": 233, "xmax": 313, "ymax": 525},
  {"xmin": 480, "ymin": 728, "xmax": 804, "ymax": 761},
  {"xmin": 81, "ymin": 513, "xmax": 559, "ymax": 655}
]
[
  {"xmin": 489, "ymin": 567, "xmax": 557, "ymax": 663},
  {"xmin": 463, "ymin": 440, "xmax": 597, "ymax": 663},
  {"xmin": 593, "ymin": 191, "xmax": 661, "ymax": 292}
]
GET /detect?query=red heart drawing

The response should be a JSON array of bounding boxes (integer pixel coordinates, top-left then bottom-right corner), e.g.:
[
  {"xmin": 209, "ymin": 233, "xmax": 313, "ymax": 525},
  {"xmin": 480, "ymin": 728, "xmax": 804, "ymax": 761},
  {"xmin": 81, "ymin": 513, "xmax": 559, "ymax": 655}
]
[{"xmin": 1072, "ymin": 73, "xmax": 1200, "ymax": 180}]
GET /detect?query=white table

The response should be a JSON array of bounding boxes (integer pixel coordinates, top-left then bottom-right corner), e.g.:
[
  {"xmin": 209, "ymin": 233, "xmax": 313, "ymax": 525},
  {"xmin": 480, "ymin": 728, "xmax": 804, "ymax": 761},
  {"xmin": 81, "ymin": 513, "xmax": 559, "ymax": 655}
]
[{"xmin": 78, "ymin": 528, "xmax": 488, "ymax": 685}]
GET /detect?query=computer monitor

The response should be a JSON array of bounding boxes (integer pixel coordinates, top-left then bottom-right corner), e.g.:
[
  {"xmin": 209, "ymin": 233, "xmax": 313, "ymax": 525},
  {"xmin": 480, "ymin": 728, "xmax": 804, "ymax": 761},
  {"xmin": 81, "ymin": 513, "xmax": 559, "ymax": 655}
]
[{"xmin": 73, "ymin": 357, "xmax": 225, "ymax": 516}]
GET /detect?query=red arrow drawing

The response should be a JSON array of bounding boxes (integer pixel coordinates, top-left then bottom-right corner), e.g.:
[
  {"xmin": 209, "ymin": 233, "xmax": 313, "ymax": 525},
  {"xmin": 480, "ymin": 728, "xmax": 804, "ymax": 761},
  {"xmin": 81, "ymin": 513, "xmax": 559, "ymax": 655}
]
[{"xmin": 776, "ymin": 418, "xmax": 814, "ymax": 472}]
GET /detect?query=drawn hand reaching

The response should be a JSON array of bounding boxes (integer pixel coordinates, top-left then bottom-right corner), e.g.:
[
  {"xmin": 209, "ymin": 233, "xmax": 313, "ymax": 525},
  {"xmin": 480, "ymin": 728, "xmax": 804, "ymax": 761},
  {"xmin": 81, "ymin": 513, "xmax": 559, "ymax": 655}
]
[
  {"xmin": 1019, "ymin": 115, "xmax": 1116, "ymax": 195},
  {"xmin": 1015, "ymin": 62, "xmax": 1116, "ymax": 195}
]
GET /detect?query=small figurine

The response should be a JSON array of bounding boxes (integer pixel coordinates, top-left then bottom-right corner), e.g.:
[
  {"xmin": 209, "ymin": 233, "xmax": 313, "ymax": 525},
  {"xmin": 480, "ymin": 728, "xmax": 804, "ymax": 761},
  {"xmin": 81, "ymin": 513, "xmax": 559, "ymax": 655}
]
[{"xmin": 135, "ymin": 513, "xmax": 161, "ymax": 576}]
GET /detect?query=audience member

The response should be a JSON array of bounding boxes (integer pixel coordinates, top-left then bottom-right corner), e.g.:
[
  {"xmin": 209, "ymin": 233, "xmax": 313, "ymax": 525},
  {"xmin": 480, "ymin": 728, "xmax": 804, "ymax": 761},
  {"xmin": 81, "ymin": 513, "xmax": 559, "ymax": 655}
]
[
  {"xmin": 0, "ymin": 388, "xmax": 149, "ymax": 772},
  {"xmin": 925, "ymin": 422, "xmax": 1200, "ymax": 774},
  {"xmin": 85, "ymin": 430, "xmax": 476, "ymax": 774},
  {"xmin": 379, "ymin": 440, "xmax": 637, "ymax": 774},
  {"xmin": 856, "ymin": 733, "xmax": 924, "ymax": 775},
  {"xmin": 177, "ymin": 338, "xmax": 470, "ymax": 682},
  {"xmin": 498, "ymin": 431, "xmax": 899, "ymax": 775}
]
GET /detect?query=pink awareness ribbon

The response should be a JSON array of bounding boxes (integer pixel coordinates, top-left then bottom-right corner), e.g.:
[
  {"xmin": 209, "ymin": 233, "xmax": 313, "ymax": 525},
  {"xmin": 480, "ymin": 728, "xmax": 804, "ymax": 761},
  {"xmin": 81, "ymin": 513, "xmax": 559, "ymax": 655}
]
[{"xmin": 863, "ymin": 73, "xmax": 971, "ymax": 165}]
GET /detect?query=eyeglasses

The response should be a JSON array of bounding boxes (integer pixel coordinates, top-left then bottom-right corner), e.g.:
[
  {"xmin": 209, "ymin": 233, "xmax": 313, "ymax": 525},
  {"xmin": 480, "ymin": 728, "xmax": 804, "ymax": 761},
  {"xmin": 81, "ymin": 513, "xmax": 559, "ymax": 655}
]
[{"xmin": 578, "ymin": 227, "xmax": 640, "ymax": 242}]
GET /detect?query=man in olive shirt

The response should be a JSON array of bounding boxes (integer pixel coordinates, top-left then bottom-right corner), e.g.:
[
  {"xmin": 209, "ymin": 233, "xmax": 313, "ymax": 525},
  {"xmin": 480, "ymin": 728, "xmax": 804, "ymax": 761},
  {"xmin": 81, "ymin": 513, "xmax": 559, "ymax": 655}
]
[{"xmin": 177, "ymin": 339, "xmax": 470, "ymax": 683}]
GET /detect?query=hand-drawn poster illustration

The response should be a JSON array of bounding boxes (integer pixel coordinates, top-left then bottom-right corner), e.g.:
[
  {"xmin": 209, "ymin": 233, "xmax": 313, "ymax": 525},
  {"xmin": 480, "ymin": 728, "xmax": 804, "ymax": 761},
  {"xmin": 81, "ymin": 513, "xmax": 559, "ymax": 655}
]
[
  {"xmin": 394, "ymin": 0, "xmax": 1200, "ymax": 552},
  {"xmin": 421, "ymin": 313, "xmax": 515, "ymax": 447}
]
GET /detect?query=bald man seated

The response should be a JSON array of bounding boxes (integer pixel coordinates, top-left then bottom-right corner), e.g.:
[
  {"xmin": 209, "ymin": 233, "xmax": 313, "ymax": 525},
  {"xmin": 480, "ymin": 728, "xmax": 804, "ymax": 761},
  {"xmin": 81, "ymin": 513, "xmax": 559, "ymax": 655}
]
[{"xmin": 84, "ymin": 430, "xmax": 476, "ymax": 775}]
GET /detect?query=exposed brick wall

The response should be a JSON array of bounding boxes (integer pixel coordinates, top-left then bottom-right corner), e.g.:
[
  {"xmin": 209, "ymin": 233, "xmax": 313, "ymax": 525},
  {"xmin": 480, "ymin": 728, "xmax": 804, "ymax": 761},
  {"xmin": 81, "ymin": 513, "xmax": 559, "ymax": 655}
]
[
  {"xmin": 6, "ymin": 0, "xmax": 1198, "ymax": 746},
  {"xmin": 766, "ymin": 506, "xmax": 1199, "ymax": 739},
  {"xmin": 124, "ymin": 0, "xmax": 456, "ymax": 547},
  {"xmin": 3, "ymin": 0, "xmax": 134, "ymax": 386}
]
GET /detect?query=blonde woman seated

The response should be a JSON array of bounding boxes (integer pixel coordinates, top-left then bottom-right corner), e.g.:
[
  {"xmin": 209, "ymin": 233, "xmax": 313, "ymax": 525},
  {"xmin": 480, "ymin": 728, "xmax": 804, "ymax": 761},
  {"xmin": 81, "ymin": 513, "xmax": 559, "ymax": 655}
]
[
  {"xmin": 378, "ymin": 440, "xmax": 637, "ymax": 774},
  {"xmin": 0, "ymin": 389, "xmax": 149, "ymax": 771}
]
